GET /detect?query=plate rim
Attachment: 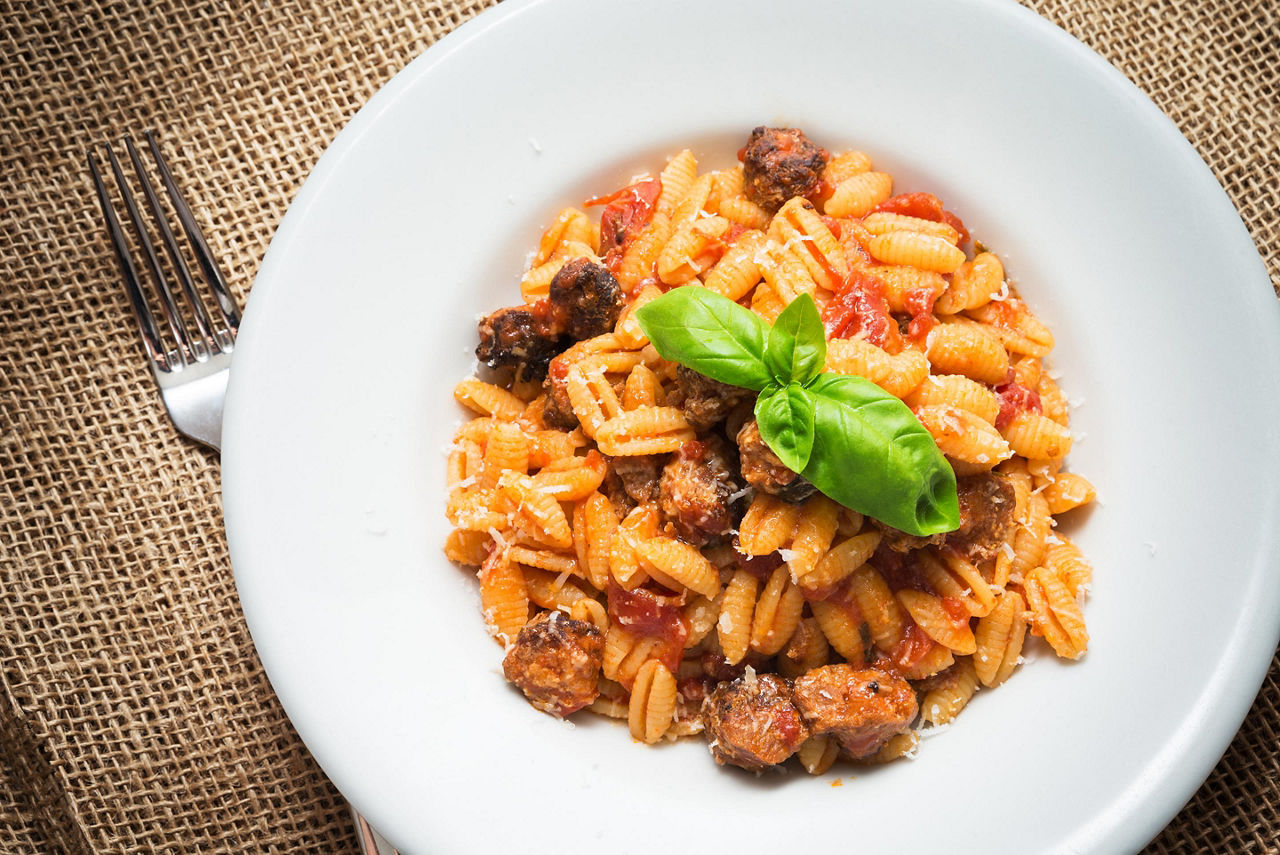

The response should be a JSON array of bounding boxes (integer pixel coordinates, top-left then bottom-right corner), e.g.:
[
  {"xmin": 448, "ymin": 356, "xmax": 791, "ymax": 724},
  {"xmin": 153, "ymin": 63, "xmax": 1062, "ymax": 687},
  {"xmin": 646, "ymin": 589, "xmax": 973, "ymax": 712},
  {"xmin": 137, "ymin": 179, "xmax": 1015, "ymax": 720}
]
[{"xmin": 223, "ymin": 0, "xmax": 1280, "ymax": 852}]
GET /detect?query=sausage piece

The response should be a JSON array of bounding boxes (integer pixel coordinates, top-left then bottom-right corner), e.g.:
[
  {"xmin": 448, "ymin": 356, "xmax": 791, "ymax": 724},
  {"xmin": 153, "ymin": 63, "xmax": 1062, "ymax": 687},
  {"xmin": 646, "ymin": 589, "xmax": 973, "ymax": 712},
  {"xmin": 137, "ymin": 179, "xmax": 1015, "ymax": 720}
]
[
  {"xmin": 545, "ymin": 258, "xmax": 625, "ymax": 341},
  {"xmin": 949, "ymin": 471, "xmax": 1017, "ymax": 561},
  {"xmin": 741, "ymin": 127, "xmax": 828, "ymax": 213},
  {"xmin": 874, "ymin": 472, "xmax": 1016, "ymax": 561},
  {"xmin": 674, "ymin": 366, "xmax": 751, "ymax": 430},
  {"xmin": 702, "ymin": 673, "xmax": 810, "ymax": 771},
  {"xmin": 502, "ymin": 613, "xmax": 604, "ymax": 716},
  {"xmin": 791, "ymin": 665, "xmax": 917, "ymax": 759},
  {"xmin": 475, "ymin": 304, "xmax": 563, "ymax": 381},
  {"xmin": 736, "ymin": 419, "xmax": 816, "ymax": 503},
  {"xmin": 609, "ymin": 453, "xmax": 666, "ymax": 504},
  {"xmin": 659, "ymin": 438, "xmax": 740, "ymax": 546},
  {"xmin": 475, "ymin": 259, "xmax": 623, "ymax": 383}
]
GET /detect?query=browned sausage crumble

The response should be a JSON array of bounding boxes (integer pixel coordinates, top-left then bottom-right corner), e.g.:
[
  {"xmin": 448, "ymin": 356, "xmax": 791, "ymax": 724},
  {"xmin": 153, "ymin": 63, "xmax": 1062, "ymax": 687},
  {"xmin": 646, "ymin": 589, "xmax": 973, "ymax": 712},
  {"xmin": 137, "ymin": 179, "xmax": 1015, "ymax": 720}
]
[
  {"xmin": 476, "ymin": 258, "xmax": 625, "ymax": 381},
  {"xmin": 702, "ymin": 673, "xmax": 810, "ymax": 770},
  {"xmin": 791, "ymin": 665, "xmax": 918, "ymax": 759},
  {"xmin": 741, "ymin": 126, "xmax": 829, "ymax": 213},
  {"xmin": 502, "ymin": 613, "xmax": 605, "ymax": 716}
]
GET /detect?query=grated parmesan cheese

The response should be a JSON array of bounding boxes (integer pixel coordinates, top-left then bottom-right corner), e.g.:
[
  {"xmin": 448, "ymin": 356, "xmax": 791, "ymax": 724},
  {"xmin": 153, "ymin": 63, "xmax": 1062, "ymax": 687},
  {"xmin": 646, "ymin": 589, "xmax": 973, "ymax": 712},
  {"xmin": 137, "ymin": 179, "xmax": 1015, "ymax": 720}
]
[{"xmin": 528, "ymin": 137, "xmax": 542, "ymax": 153}]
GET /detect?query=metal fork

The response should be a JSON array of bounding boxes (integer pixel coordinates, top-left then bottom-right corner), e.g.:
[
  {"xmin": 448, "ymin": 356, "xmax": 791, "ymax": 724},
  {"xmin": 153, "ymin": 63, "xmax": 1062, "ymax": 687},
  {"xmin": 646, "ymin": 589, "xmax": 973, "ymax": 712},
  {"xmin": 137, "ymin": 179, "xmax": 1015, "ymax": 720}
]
[{"xmin": 87, "ymin": 132, "xmax": 399, "ymax": 855}]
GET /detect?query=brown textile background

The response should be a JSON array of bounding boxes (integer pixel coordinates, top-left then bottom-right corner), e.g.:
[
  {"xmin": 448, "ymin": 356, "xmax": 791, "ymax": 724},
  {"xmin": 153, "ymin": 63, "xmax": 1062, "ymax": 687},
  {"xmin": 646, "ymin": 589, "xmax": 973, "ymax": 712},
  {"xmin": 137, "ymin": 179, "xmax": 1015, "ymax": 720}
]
[{"xmin": 1, "ymin": 0, "xmax": 1276, "ymax": 852}]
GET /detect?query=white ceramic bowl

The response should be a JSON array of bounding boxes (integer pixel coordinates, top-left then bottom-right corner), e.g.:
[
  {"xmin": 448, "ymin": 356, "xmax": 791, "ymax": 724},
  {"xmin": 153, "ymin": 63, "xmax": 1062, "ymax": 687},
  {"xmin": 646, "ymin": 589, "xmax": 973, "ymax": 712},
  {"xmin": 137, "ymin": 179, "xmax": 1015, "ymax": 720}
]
[{"xmin": 223, "ymin": 1, "xmax": 1280, "ymax": 852}]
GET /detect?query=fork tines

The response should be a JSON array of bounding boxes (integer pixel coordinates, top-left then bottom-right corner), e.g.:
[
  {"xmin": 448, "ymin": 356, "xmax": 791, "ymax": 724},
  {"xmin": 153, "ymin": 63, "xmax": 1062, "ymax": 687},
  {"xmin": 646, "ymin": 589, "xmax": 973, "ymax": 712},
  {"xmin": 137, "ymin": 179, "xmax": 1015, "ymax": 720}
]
[{"xmin": 87, "ymin": 132, "xmax": 241, "ymax": 374}]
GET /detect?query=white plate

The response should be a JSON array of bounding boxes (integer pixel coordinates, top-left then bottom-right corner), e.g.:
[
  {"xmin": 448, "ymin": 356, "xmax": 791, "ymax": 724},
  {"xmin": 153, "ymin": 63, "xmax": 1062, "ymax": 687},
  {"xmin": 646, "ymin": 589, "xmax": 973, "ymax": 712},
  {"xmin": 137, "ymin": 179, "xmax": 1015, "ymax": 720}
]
[{"xmin": 222, "ymin": 0, "xmax": 1280, "ymax": 852}]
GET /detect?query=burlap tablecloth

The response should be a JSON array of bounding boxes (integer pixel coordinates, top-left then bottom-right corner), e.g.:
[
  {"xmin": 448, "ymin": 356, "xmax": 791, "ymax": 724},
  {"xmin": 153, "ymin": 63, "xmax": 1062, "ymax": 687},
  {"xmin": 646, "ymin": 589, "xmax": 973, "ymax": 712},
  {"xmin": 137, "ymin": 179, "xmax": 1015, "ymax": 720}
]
[{"xmin": 1, "ymin": 1, "xmax": 1276, "ymax": 852}]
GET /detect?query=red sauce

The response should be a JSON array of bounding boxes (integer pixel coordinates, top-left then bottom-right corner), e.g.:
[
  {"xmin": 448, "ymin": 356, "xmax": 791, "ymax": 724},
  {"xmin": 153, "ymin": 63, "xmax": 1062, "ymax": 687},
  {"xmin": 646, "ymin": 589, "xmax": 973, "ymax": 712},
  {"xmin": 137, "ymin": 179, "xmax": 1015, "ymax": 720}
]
[
  {"xmin": 994, "ymin": 377, "xmax": 1043, "ymax": 431},
  {"xmin": 819, "ymin": 214, "xmax": 842, "ymax": 239},
  {"xmin": 774, "ymin": 706, "xmax": 805, "ymax": 746},
  {"xmin": 607, "ymin": 582, "xmax": 689, "ymax": 672},
  {"xmin": 981, "ymin": 297, "xmax": 1019, "ymax": 329},
  {"xmin": 732, "ymin": 542, "xmax": 785, "ymax": 582},
  {"xmin": 677, "ymin": 675, "xmax": 714, "ymax": 704},
  {"xmin": 588, "ymin": 178, "xmax": 662, "ymax": 272},
  {"xmin": 902, "ymin": 287, "xmax": 937, "ymax": 343},
  {"xmin": 870, "ymin": 544, "xmax": 929, "ymax": 593},
  {"xmin": 941, "ymin": 596, "xmax": 971, "ymax": 625},
  {"xmin": 822, "ymin": 268, "xmax": 901, "ymax": 351},
  {"xmin": 874, "ymin": 192, "xmax": 970, "ymax": 244},
  {"xmin": 810, "ymin": 178, "xmax": 834, "ymax": 206},
  {"xmin": 891, "ymin": 621, "xmax": 935, "ymax": 669}
]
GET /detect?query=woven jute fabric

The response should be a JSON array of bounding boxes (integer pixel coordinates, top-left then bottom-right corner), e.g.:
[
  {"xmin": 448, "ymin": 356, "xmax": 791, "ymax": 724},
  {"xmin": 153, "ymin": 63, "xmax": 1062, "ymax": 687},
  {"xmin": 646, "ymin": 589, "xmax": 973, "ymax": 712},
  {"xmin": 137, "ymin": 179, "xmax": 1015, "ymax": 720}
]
[{"xmin": 1, "ymin": 0, "xmax": 1276, "ymax": 852}]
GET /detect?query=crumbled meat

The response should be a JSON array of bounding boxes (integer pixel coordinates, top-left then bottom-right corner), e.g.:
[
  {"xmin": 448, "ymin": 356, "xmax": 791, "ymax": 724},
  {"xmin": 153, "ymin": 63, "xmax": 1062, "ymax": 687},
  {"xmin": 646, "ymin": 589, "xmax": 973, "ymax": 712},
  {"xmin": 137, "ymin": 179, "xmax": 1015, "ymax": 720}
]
[
  {"xmin": 791, "ymin": 665, "xmax": 917, "ymax": 759},
  {"xmin": 476, "ymin": 259, "xmax": 624, "ymax": 382},
  {"xmin": 741, "ymin": 127, "xmax": 828, "ymax": 213},
  {"xmin": 874, "ymin": 472, "xmax": 1016, "ymax": 561},
  {"xmin": 475, "ymin": 304, "xmax": 564, "ymax": 381},
  {"xmin": 501, "ymin": 613, "xmax": 604, "ymax": 716},
  {"xmin": 673, "ymin": 366, "xmax": 752, "ymax": 430},
  {"xmin": 949, "ymin": 472, "xmax": 1017, "ymax": 560},
  {"xmin": 700, "ymin": 649, "xmax": 769, "ymax": 683},
  {"xmin": 736, "ymin": 419, "xmax": 816, "ymax": 502},
  {"xmin": 545, "ymin": 258, "xmax": 626, "ymax": 341},
  {"xmin": 778, "ymin": 618, "xmax": 828, "ymax": 678},
  {"xmin": 540, "ymin": 362, "xmax": 579, "ymax": 430},
  {"xmin": 608, "ymin": 454, "xmax": 666, "ymax": 504},
  {"xmin": 702, "ymin": 673, "xmax": 810, "ymax": 771},
  {"xmin": 658, "ymin": 438, "xmax": 740, "ymax": 546},
  {"xmin": 599, "ymin": 466, "xmax": 637, "ymax": 515}
]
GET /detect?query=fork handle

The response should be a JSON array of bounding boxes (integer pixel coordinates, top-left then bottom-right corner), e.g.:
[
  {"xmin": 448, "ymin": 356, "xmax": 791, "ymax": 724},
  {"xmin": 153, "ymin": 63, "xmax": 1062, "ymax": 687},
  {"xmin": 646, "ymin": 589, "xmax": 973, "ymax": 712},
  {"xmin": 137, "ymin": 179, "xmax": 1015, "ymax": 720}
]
[{"xmin": 352, "ymin": 806, "xmax": 400, "ymax": 855}]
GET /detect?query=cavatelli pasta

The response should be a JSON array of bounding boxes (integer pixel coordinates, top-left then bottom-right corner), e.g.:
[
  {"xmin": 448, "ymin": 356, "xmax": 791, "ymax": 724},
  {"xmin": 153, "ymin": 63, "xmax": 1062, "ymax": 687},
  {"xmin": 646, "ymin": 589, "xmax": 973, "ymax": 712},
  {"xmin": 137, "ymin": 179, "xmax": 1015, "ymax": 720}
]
[{"xmin": 443, "ymin": 127, "xmax": 1095, "ymax": 775}]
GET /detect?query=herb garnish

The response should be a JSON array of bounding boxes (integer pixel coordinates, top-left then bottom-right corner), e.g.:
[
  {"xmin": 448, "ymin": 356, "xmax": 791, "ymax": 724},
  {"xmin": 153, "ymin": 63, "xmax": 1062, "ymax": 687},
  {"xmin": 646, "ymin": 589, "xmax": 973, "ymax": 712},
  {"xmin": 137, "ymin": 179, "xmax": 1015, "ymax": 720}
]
[{"xmin": 636, "ymin": 287, "xmax": 960, "ymax": 536}]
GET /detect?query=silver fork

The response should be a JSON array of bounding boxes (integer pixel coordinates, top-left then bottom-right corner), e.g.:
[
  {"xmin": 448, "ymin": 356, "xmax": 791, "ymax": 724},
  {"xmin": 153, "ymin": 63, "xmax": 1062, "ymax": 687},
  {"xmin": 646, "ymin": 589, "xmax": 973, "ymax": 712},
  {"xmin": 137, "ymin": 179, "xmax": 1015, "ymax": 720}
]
[{"xmin": 87, "ymin": 132, "xmax": 399, "ymax": 855}]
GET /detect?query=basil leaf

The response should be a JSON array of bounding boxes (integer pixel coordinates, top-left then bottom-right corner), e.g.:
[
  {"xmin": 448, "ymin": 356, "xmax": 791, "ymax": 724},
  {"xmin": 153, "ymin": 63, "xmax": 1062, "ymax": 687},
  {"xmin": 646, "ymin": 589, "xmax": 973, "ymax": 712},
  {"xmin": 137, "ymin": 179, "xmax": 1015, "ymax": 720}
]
[
  {"xmin": 755, "ymin": 383, "xmax": 817, "ymax": 473},
  {"xmin": 764, "ymin": 293, "xmax": 826, "ymax": 387},
  {"xmin": 635, "ymin": 286, "xmax": 772, "ymax": 390},
  {"xmin": 802, "ymin": 373, "xmax": 960, "ymax": 536}
]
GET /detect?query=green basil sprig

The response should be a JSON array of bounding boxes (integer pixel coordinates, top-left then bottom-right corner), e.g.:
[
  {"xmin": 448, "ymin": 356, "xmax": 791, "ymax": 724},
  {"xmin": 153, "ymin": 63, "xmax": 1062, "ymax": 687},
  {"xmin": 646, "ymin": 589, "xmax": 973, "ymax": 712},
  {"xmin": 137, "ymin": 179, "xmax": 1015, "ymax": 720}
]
[{"xmin": 635, "ymin": 287, "xmax": 960, "ymax": 536}]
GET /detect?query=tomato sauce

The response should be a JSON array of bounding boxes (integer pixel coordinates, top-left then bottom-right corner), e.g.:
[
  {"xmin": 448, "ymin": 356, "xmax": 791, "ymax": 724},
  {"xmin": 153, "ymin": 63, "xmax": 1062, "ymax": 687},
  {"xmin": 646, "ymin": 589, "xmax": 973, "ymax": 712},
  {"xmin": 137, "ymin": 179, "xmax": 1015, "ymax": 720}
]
[
  {"xmin": 822, "ymin": 268, "xmax": 901, "ymax": 351},
  {"xmin": 733, "ymin": 546, "xmax": 785, "ymax": 582},
  {"xmin": 607, "ymin": 581, "xmax": 689, "ymax": 672},
  {"xmin": 891, "ymin": 621, "xmax": 935, "ymax": 670},
  {"xmin": 994, "ymin": 377, "xmax": 1043, "ymax": 430},
  {"xmin": 941, "ymin": 596, "xmax": 971, "ymax": 625},
  {"xmin": 902, "ymin": 287, "xmax": 937, "ymax": 343},
  {"xmin": 587, "ymin": 177, "xmax": 662, "ymax": 272},
  {"xmin": 874, "ymin": 191, "xmax": 970, "ymax": 245}
]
